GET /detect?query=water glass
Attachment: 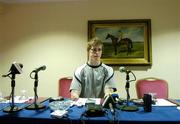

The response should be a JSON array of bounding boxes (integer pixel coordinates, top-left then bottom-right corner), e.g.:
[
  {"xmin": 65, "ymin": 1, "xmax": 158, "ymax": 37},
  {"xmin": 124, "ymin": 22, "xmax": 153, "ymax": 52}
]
[{"xmin": 19, "ymin": 90, "xmax": 28, "ymax": 100}]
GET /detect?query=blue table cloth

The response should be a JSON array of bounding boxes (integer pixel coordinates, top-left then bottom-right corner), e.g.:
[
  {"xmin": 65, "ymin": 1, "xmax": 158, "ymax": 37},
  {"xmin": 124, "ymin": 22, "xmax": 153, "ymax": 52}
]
[{"xmin": 1, "ymin": 100, "xmax": 180, "ymax": 124}]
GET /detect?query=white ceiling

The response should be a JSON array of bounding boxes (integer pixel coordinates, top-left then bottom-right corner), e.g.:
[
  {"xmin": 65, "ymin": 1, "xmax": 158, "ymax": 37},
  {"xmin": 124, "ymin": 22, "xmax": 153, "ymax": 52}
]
[{"xmin": 0, "ymin": 0, "xmax": 86, "ymax": 4}]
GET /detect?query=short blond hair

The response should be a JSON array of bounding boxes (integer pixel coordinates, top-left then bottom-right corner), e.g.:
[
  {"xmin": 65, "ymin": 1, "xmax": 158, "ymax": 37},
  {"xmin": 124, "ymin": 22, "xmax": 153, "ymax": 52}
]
[{"xmin": 87, "ymin": 37, "xmax": 103, "ymax": 52}]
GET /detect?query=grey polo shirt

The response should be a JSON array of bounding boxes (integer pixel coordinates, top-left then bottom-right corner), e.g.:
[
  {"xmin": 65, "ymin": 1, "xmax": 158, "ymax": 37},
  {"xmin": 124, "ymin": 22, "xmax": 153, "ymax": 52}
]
[{"xmin": 70, "ymin": 63, "xmax": 116, "ymax": 98}]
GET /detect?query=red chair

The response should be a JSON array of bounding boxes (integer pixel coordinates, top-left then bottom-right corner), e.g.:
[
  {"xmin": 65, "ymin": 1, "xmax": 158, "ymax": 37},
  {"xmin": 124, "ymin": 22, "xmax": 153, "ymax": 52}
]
[
  {"xmin": 58, "ymin": 77, "xmax": 72, "ymax": 98},
  {"xmin": 136, "ymin": 77, "xmax": 168, "ymax": 99}
]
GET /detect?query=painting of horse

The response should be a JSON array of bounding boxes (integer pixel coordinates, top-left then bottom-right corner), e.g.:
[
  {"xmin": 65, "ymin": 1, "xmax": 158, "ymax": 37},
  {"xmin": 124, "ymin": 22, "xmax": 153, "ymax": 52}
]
[
  {"xmin": 105, "ymin": 33, "xmax": 119, "ymax": 55},
  {"xmin": 105, "ymin": 33, "xmax": 133, "ymax": 55}
]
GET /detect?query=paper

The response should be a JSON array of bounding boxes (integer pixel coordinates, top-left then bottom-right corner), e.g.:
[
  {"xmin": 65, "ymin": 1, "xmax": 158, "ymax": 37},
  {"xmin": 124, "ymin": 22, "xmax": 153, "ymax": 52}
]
[
  {"xmin": 51, "ymin": 110, "xmax": 68, "ymax": 118},
  {"xmin": 74, "ymin": 98, "xmax": 101, "ymax": 106},
  {"xmin": 86, "ymin": 98, "xmax": 101, "ymax": 104},
  {"xmin": 74, "ymin": 98, "xmax": 87, "ymax": 106},
  {"xmin": 153, "ymin": 99, "xmax": 177, "ymax": 106},
  {"xmin": 0, "ymin": 96, "xmax": 33, "ymax": 103}
]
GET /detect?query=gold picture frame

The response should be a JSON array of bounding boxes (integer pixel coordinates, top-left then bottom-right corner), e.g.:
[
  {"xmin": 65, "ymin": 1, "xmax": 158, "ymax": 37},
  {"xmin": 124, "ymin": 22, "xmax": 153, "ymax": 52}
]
[{"xmin": 88, "ymin": 19, "xmax": 152, "ymax": 66}]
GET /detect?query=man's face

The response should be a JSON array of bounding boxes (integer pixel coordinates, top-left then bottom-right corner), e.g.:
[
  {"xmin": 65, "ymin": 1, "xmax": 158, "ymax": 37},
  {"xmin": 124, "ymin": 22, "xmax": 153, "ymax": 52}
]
[{"xmin": 89, "ymin": 45, "xmax": 102, "ymax": 62}]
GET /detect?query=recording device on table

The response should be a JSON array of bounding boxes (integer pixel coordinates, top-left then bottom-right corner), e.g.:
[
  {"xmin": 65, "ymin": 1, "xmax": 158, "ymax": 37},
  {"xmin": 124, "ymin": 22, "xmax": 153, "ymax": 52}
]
[
  {"xmin": 102, "ymin": 95, "xmax": 115, "ymax": 114},
  {"xmin": 84, "ymin": 94, "xmax": 119, "ymax": 116},
  {"xmin": 85, "ymin": 102, "xmax": 104, "ymax": 117},
  {"xmin": 2, "ymin": 62, "xmax": 23, "ymax": 113},
  {"xmin": 143, "ymin": 94, "xmax": 152, "ymax": 112},
  {"xmin": 102, "ymin": 93, "xmax": 120, "ymax": 115}
]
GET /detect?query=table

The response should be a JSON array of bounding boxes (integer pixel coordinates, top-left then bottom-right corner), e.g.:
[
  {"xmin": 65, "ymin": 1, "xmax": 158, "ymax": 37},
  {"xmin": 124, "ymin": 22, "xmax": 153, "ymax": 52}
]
[{"xmin": 1, "ymin": 99, "xmax": 180, "ymax": 124}]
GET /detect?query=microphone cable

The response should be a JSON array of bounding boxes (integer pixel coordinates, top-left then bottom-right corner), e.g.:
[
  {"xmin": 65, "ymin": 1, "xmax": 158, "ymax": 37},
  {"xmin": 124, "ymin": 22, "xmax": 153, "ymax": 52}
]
[
  {"xmin": 109, "ymin": 103, "xmax": 116, "ymax": 124},
  {"xmin": 29, "ymin": 71, "xmax": 39, "ymax": 100},
  {"xmin": 129, "ymin": 71, "xmax": 136, "ymax": 83},
  {"xmin": 29, "ymin": 71, "xmax": 35, "ymax": 79}
]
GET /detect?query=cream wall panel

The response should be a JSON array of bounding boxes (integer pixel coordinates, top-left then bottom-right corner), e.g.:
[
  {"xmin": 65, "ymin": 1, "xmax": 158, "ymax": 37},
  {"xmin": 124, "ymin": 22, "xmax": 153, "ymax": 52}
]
[{"xmin": 0, "ymin": 2, "xmax": 3, "ymax": 14}]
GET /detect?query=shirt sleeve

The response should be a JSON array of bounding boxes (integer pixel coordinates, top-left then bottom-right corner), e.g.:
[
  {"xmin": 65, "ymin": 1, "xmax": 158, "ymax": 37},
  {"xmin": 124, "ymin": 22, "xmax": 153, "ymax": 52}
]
[
  {"xmin": 69, "ymin": 74, "xmax": 81, "ymax": 92},
  {"xmin": 69, "ymin": 64, "xmax": 85, "ymax": 92},
  {"xmin": 103, "ymin": 64, "xmax": 117, "ymax": 92}
]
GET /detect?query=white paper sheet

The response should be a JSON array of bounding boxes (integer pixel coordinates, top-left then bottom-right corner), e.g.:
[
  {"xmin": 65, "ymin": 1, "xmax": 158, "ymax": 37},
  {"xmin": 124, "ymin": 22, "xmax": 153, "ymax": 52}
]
[
  {"xmin": 0, "ymin": 96, "xmax": 33, "ymax": 103},
  {"xmin": 153, "ymin": 99, "xmax": 177, "ymax": 106},
  {"xmin": 74, "ymin": 98, "xmax": 101, "ymax": 106}
]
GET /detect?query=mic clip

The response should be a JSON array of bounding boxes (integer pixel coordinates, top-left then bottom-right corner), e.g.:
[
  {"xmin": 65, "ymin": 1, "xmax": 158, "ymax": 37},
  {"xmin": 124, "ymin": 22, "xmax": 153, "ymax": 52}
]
[
  {"xmin": 119, "ymin": 66, "xmax": 131, "ymax": 74},
  {"xmin": 126, "ymin": 70, "xmax": 131, "ymax": 74}
]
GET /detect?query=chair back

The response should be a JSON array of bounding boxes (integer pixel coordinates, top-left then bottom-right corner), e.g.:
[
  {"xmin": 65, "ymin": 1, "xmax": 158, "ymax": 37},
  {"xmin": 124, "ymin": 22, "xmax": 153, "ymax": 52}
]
[
  {"xmin": 58, "ymin": 77, "xmax": 72, "ymax": 98},
  {"xmin": 136, "ymin": 77, "xmax": 168, "ymax": 99}
]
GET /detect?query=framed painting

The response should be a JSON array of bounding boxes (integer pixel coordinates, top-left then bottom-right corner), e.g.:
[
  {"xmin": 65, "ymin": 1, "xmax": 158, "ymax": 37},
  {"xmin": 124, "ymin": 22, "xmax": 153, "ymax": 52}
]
[{"xmin": 88, "ymin": 19, "xmax": 152, "ymax": 66}]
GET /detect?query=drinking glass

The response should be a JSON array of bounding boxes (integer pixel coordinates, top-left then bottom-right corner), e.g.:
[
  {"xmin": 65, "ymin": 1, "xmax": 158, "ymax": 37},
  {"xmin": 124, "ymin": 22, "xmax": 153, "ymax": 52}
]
[{"xmin": 19, "ymin": 90, "xmax": 28, "ymax": 100}]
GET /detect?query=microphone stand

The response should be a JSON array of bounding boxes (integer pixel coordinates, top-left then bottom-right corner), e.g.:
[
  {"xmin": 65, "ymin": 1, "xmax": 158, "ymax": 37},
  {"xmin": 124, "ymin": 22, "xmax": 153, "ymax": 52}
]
[
  {"xmin": 121, "ymin": 71, "xmax": 138, "ymax": 111},
  {"xmin": 26, "ymin": 72, "xmax": 46, "ymax": 110},
  {"xmin": 3, "ymin": 73, "xmax": 21, "ymax": 112}
]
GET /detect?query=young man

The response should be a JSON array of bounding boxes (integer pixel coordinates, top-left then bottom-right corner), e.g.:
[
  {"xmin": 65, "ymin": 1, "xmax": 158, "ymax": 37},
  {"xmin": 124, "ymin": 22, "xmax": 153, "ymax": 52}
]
[{"xmin": 70, "ymin": 37, "xmax": 116, "ymax": 98}]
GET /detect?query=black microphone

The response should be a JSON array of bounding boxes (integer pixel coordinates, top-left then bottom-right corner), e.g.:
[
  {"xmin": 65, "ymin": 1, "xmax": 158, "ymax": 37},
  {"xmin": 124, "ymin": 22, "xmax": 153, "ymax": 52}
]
[
  {"xmin": 119, "ymin": 66, "xmax": 131, "ymax": 73},
  {"xmin": 2, "ymin": 72, "xmax": 12, "ymax": 77},
  {"xmin": 2, "ymin": 62, "xmax": 23, "ymax": 77},
  {"xmin": 109, "ymin": 103, "xmax": 115, "ymax": 115},
  {"xmin": 11, "ymin": 63, "xmax": 23, "ymax": 74},
  {"xmin": 2, "ymin": 74, "xmax": 9, "ymax": 77},
  {"xmin": 32, "ymin": 65, "xmax": 46, "ymax": 73}
]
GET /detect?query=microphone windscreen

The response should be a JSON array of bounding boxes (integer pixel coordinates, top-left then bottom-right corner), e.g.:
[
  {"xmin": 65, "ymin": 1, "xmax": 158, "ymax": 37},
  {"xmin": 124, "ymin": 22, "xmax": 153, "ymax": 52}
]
[{"xmin": 9, "ymin": 62, "xmax": 23, "ymax": 74}]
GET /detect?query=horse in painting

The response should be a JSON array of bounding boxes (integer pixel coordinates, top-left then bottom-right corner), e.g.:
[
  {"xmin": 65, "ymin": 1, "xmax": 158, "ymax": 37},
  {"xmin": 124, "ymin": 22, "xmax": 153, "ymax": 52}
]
[{"xmin": 105, "ymin": 33, "xmax": 133, "ymax": 55}]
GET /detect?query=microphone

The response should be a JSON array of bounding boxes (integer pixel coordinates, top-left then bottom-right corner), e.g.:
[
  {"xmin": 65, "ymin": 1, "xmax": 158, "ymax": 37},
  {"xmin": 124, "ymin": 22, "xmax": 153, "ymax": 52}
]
[
  {"xmin": 2, "ymin": 62, "xmax": 23, "ymax": 77},
  {"xmin": 109, "ymin": 103, "xmax": 115, "ymax": 115},
  {"xmin": 2, "ymin": 73, "xmax": 11, "ymax": 77},
  {"xmin": 2, "ymin": 74, "xmax": 9, "ymax": 77},
  {"xmin": 11, "ymin": 63, "xmax": 23, "ymax": 74},
  {"xmin": 32, "ymin": 65, "xmax": 46, "ymax": 73},
  {"xmin": 119, "ymin": 66, "xmax": 131, "ymax": 73}
]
